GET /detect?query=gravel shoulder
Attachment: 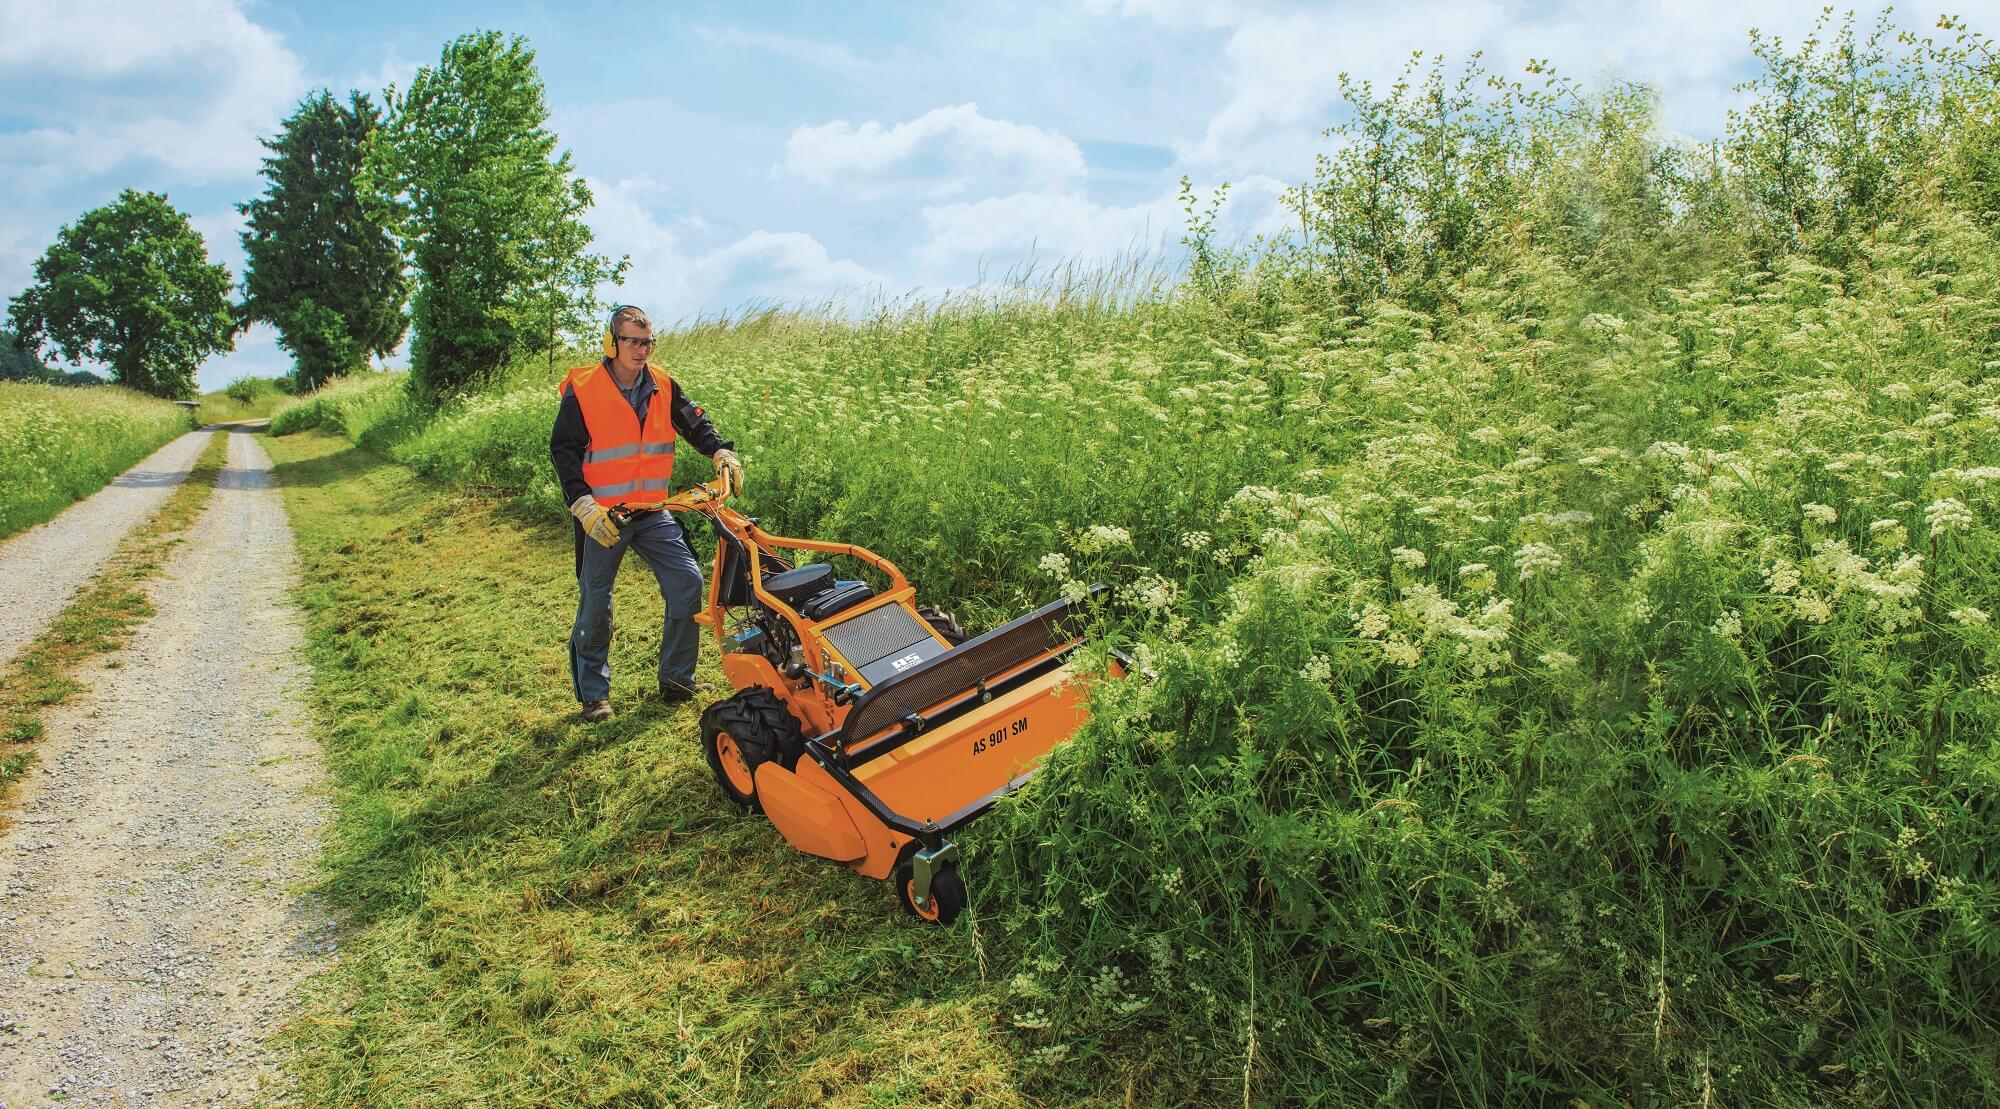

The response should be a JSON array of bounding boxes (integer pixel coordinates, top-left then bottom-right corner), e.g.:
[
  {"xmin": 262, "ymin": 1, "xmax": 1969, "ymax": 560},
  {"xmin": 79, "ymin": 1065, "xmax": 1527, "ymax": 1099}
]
[
  {"xmin": 0, "ymin": 428, "xmax": 332, "ymax": 1107},
  {"xmin": 0, "ymin": 429, "xmax": 218, "ymax": 673}
]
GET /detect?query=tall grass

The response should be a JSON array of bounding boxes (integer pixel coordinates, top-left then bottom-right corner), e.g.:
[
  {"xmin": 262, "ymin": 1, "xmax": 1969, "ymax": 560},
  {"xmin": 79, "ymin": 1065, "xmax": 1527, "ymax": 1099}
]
[
  {"xmin": 270, "ymin": 371, "xmax": 421, "ymax": 449},
  {"xmin": 0, "ymin": 381, "xmax": 194, "ymax": 539},
  {"xmin": 275, "ymin": 10, "xmax": 2000, "ymax": 1103}
]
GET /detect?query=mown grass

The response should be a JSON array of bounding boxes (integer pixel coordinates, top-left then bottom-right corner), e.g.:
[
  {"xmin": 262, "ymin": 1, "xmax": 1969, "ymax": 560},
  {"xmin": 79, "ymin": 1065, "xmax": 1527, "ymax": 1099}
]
[
  {"xmin": 0, "ymin": 430, "xmax": 228, "ymax": 808},
  {"xmin": 264, "ymin": 428, "xmax": 1177, "ymax": 1107},
  {"xmin": 0, "ymin": 380, "xmax": 196, "ymax": 540}
]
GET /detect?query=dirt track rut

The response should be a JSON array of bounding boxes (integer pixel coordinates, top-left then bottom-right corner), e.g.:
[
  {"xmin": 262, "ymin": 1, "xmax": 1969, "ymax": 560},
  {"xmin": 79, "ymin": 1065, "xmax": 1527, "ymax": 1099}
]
[{"xmin": 0, "ymin": 427, "xmax": 331, "ymax": 1107}]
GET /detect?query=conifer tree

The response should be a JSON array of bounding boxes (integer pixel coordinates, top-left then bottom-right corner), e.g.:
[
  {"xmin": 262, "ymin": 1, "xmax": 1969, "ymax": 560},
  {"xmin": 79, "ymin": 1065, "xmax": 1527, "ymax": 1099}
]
[{"xmin": 240, "ymin": 90, "xmax": 410, "ymax": 392}]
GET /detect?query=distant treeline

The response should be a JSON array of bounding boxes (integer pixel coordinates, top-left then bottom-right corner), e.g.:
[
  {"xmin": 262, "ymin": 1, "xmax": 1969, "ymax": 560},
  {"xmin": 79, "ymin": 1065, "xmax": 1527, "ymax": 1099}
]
[{"xmin": 0, "ymin": 330, "xmax": 101, "ymax": 387}]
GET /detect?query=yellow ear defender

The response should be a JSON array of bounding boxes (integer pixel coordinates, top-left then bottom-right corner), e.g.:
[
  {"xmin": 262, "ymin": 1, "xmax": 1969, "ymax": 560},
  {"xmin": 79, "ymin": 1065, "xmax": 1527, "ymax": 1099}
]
[{"xmin": 602, "ymin": 304, "xmax": 636, "ymax": 360}]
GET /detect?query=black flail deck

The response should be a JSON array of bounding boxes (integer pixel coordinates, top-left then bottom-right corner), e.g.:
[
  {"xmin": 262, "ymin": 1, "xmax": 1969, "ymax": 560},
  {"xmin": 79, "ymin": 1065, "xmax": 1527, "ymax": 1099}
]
[{"xmin": 833, "ymin": 591, "xmax": 1096, "ymax": 749}]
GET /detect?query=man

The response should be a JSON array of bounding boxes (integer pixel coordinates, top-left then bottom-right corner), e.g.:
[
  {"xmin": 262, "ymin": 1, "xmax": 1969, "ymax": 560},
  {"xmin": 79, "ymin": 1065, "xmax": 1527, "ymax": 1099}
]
[{"xmin": 550, "ymin": 304, "xmax": 745, "ymax": 722}]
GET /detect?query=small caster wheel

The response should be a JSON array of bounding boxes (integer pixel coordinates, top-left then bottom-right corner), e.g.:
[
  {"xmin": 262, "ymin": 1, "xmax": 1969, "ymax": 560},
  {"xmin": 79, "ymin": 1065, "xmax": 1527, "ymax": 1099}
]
[{"xmin": 895, "ymin": 848, "xmax": 967, "ymax": 925}]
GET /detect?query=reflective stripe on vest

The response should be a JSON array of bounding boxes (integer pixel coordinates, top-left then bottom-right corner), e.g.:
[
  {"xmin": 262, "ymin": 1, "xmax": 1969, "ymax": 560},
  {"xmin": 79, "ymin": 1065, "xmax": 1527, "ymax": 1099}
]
[{"xmin": 564, "ymin": 363, "xmax": 677, "ymax": 507}]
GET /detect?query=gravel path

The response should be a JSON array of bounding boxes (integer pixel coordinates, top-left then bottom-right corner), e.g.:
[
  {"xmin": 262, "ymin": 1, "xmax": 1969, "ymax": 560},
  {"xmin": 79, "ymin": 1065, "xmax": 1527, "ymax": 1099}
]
[
  {"xmin": 0, "ymin": 429, "xmax": 219, "ymax": 673},
  {"xmin": 0, "ymin": 428, "xmax": 332, "ymax": 1107}
]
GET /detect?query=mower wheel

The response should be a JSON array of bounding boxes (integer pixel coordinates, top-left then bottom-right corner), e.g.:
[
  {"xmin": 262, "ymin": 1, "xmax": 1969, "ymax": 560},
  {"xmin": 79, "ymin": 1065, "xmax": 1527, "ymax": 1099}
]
[
  {"xmin": 894, "ymin": 851, "xmax": 968, "ymax": 925},
  {"xmin": 698, "ymin": 688, "xmax": 805, "ymax": 813},
  {"xmin": 916, "ymin": 605, "xmax": 967, "ymax": 647}
]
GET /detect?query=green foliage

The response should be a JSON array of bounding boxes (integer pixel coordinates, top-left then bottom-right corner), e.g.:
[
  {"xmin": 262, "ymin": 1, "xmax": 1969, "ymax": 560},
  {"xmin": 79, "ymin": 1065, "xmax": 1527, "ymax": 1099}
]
[
  {"xmin": 241, "ymin": 90, "xmax": 410, "ymax": 392},
  {"xmin": 269, "ymin": 370, "xmax": 418, "ymax": 449},
  {"xmin": 0, "ymin": 329, "xmax": 101, "ymax": 386},
  {"xmin": 362, "ymin": 31, "xmax": 625, "ymax": 406},
  {"xmin": 0, "ymin": 381, "xmax": 194, "ymax": 538},
  {"xmin": 5, "ymin": 190, "xmax": 237, "ymax": 399},
  {"xmin": 261, "ymin": 10, "xmax": 2000, "ymax": 1104}
]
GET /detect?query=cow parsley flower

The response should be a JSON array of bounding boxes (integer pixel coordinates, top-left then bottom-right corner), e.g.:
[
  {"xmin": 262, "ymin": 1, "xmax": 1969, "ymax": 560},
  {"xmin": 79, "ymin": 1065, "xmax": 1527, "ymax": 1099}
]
[
  {"xmin": 1539, "ymin": 650, "xmax": 1579, "ymax": 673},
  {"xmin": 1925, "ymin": 498, "xmax": 1973, "ymax": 534},
  {"xmin": 1391, "ymin": 547, "xmax": 1428, "ymax": 570},
  {"xmin": 1802, "ymin": 503, "xmax": 1837, "ymax": 525},
  {"xmin": 1076, "ymin": 524, "xmax": 1132, "ymax": 554},
  {"xmin": 1765, "ymin": 560, "xmax": 1801, "ymax": 596},
  {"xmin": 1514, "ymin": 542, "xmax": 1563, "ymax": 580}
]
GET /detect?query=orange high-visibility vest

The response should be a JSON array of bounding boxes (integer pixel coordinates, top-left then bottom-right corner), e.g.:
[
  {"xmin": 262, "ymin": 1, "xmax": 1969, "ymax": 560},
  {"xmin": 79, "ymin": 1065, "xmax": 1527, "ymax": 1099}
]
[{"xmin": 560, "ymin": 362, "xmax": 676, "ymax": 505}]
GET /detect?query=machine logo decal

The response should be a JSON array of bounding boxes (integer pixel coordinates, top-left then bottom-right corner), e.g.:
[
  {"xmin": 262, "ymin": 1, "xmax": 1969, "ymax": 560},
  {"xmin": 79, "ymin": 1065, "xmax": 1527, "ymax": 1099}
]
[{"xmin": 972, "ymin": 715, "xmax": 1030, "ymax": 755}]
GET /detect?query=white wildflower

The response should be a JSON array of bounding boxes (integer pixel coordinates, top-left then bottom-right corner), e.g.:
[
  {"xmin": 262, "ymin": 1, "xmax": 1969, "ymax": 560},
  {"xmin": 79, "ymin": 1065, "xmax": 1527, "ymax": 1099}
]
[
  {"xmin": 1381, "ymin": 636, "xmax": 1422, "ymax": 668},
  {"xmin": 1133, "ymin": 575, "xmax": 1176, "ymax": 613},
  {"xmin": 1352, "ymin": 604, "xmax": 1391, "ymax": 640},
  {"xmin": 1514, "ymin": 542, "xmax": 1563, "ymax": 581},
  {"xmin": 1391, "ymin": 547, "xmax": 1428, "ymax": 570},
  {"xmin": 1179, "ymin": 530, "xmax": 1212, "ymax": 552},
  {"xmin": 1765, "ymin": 560, "xmax": 1801, "ymax": 596},
  {"xmin": 1710, "ymin": 609, "xmax": 1743, "ymax": 639},
  {"xmin": 1076, "ymin": 524, "xmax": 1132, "ymax": 554},
  {"xmin": 1300, "ymin": 653, "xmax": 1333, "ymax": 685},
  {"xmin": 1539, "ymin": 650, "xmax": 1579, "ymax": 673},
  {"xmin": 1950, "ymin": 606, "xmax": 1989, "ymax": 626},
  {"xmin": 1925, "ymin": 498, "xmax": 1973, "ymax": 534},
  {"xmin": 1802, "ymin": 503, "xmax": 1837, "ymax": 525},
  {"xmin": 1038, "ymin": 553, "xmax": 1071, "ymax": 579}
]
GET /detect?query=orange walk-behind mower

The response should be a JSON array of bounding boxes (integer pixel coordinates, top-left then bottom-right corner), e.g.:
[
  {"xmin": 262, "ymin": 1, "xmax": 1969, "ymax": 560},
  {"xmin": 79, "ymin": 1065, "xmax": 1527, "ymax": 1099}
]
[{"xmin": 629, "ymin": 476, "xmax": 1121, "ymax": 924}]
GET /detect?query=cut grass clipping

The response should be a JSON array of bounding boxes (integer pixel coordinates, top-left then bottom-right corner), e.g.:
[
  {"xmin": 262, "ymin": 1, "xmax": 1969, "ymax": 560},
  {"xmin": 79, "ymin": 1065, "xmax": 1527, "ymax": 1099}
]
[
  {"xmin": 0, "ymin": 429, "xmax": 229, "ymax": 805},
  {"xmin": 263, "ymin": 429, "xmax": 1169, "ymax": 1108}
]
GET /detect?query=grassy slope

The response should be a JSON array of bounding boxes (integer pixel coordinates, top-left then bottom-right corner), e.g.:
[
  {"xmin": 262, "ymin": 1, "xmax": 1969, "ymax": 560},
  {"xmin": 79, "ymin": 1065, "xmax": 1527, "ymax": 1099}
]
[
  {"xmin": 264, "ymin": 429, "xmax": 1168, "ymax": 1108},
  {"xmin": 0, "ymin": 381, "xmax": 195, "ymax": 540}
]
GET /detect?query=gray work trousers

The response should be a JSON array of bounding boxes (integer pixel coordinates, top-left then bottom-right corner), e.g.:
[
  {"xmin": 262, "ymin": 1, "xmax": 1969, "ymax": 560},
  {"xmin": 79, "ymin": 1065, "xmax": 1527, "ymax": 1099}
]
[{"xmin": 569, "ymin": 510, "xmax": 704, "ymax": 702}]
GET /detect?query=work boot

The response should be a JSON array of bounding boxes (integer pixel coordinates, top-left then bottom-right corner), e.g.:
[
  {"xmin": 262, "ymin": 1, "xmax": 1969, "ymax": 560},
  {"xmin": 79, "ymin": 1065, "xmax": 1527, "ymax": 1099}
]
[
  {"xmin": 659, "ymin": 680, "xmax": 716, "ymax": 704},
  {"xmin": 580, "ymin": 699, "xmax": 614, "ymax": 722}
]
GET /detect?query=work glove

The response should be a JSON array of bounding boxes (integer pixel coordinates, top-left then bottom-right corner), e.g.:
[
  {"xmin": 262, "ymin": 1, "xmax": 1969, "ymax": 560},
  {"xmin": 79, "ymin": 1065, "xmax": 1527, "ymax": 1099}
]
[
  {"xmin": 569, "ymin": 493, "xmax": 621, "ymax": 548},
  {"xmin": 712, "ymin": 448, "xmax": 745, "ymax": 495}
]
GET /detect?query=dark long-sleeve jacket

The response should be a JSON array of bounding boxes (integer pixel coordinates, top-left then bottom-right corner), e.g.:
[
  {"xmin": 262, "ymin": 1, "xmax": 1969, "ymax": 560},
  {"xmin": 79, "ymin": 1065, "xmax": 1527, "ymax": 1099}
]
[{"xmin": 548, "ymin": 362, "xmax": 733, "ymax": 507}]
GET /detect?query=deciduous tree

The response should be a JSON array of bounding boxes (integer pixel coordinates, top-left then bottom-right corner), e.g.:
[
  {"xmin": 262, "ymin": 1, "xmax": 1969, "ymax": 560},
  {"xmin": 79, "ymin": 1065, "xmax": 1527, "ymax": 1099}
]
[
  {"xmin": 6, "ymin": 190, "xmax": 236, "ymax": 399},
  {"xmin": 362, "ymin": 31, "xmax": 625, "ymax": 403}
]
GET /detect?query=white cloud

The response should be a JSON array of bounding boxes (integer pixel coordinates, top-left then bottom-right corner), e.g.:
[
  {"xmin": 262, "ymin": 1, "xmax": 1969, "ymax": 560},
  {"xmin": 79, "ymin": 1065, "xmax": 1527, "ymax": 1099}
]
[
  {"xmin": 187, "ymin": 208, "xmax": 250, "ymax": 284},
  {"xmin": 696, "ymin": 27, "xmax": 874, "ymax": 83},
  {"xmin": 584, "ymin": 177, "xmax": 884, "ymax": 322},
  {"xmin": 0, "ymin": 0, "xmax": 307, "ymax": 182},
  {"xmin": 194, "ymin": 321, "xmax": 290, "ymax": 393},
  {"xmin": 916, "ymin": 174, "xmax": 1291, "ymax": 270},
  {"xmin": 786, "ymin": 103, "xmax": 1086, "ymax": 197},
  {"xmin": 346, "ymin": 51, "xmax": 419, "ymax": 103},
  {"xmin": 1093, "ymin": 0, "xmax": 1955, "ymax": 180},
  {"xmin": 1083, "ymin": 0, "xmax": 1246, "ymax": 29}
]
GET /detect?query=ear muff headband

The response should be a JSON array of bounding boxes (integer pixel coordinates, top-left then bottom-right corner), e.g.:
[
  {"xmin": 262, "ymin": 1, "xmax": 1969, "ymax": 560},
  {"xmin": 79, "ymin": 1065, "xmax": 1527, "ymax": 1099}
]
[{"xmin": 603, "ymin": 303, "xmax": 637, "ymax": 360}]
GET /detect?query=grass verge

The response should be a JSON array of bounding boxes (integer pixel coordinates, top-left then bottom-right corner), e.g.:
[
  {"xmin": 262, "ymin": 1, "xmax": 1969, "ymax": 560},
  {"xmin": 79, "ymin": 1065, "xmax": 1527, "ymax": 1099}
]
[
  {"xmin": 263, "ymin": 428, "xmax": 1178, "ymax": 1107},
  {"xmin": 0, "ymin": 429, "xmax": 229, "ymax": 807},
  {"xmin": 0, "ymin": 381, "xmax": 197, "ymax": 540}
]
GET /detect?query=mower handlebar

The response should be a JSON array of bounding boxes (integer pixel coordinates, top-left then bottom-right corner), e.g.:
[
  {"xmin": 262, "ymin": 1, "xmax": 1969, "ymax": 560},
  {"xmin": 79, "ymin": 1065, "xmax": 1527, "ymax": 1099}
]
[{"xmin": 609, "ymin": 471, "xmax": 735, "ymax": 518}]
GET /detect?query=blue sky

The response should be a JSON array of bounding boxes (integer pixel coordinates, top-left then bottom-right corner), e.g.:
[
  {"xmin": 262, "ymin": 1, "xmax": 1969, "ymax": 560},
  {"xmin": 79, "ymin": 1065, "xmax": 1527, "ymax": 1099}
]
[{"xmin": 0, "ymin": 0, "xmax": 1979, "ymax": 391}]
